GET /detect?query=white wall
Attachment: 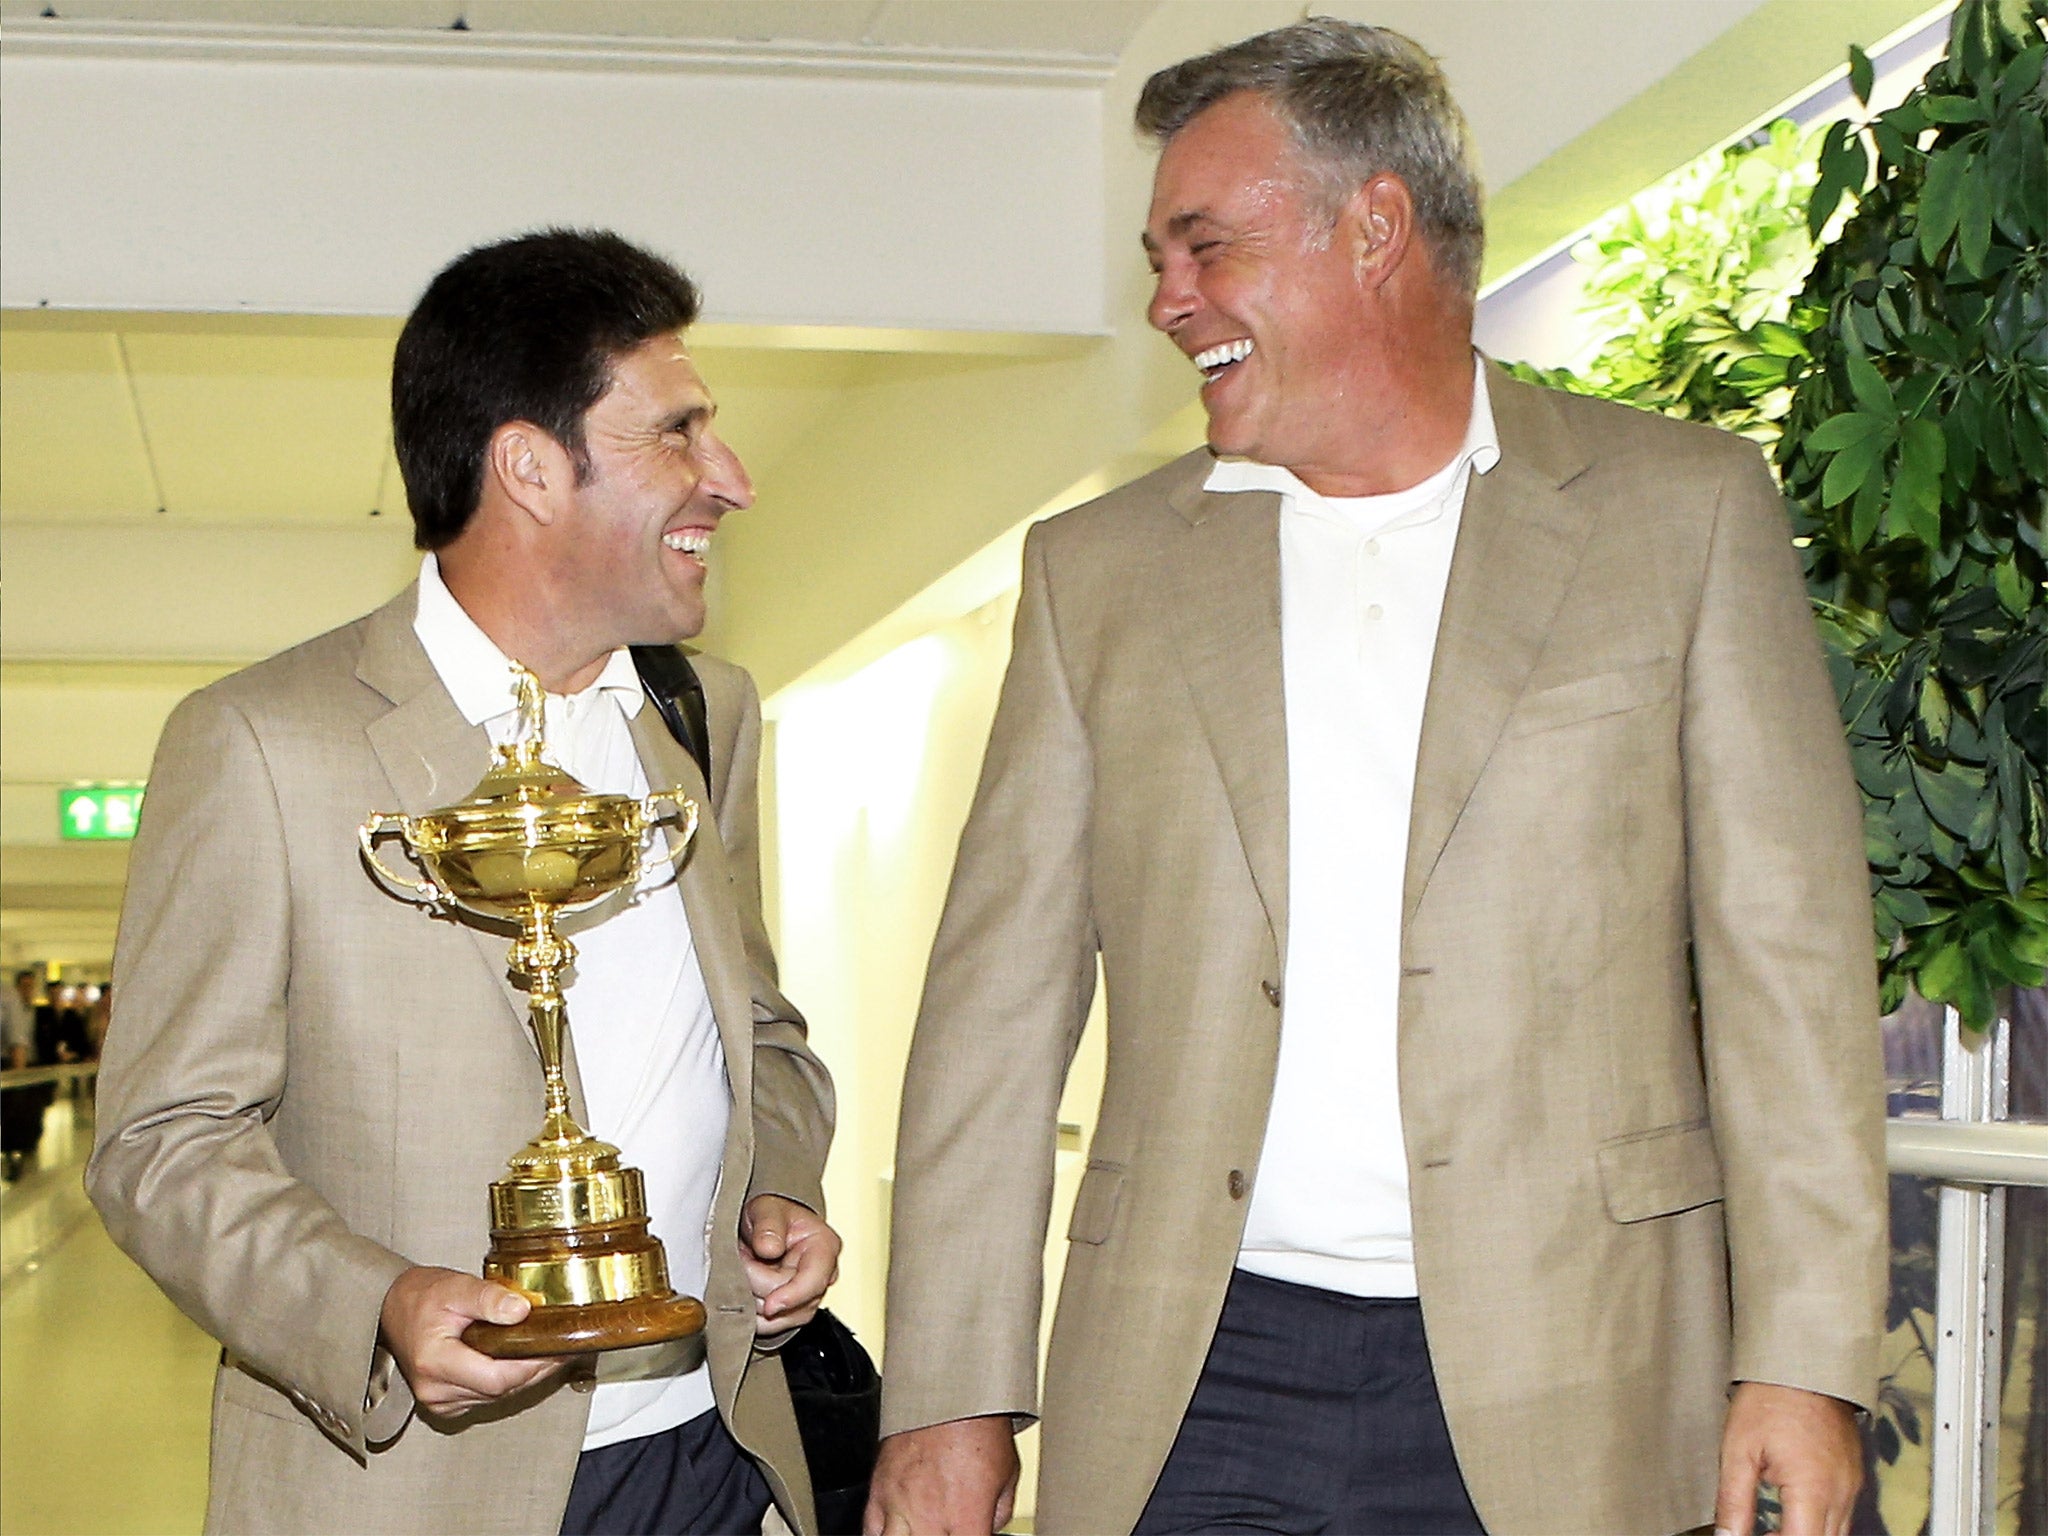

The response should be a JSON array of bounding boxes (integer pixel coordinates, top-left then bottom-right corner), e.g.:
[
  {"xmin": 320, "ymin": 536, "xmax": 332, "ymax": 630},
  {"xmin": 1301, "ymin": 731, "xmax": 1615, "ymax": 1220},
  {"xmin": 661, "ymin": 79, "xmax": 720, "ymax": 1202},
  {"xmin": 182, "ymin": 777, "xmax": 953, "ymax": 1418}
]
[
  {"xmin": 0, "ymin": 38, "xmax": 1107, "ymax": 334},
  {"xmin": 767, "ymin": 590, "xmax": 1106, "ymax": 1517}
]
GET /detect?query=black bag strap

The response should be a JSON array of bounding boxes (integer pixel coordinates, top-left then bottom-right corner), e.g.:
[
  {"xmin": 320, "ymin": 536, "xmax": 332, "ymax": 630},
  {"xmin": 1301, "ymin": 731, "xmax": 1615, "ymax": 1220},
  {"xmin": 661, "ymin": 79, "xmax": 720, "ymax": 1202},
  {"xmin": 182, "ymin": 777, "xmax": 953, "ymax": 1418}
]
[{"xmin": 630, "ymin": 644, "xmax": 712, "ymax": 789}]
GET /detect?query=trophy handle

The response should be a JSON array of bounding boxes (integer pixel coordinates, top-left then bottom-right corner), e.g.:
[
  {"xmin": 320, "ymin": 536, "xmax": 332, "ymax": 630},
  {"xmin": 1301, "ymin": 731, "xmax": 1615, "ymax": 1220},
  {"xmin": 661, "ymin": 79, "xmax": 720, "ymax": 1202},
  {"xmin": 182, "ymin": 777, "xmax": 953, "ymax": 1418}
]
[
  {"xmin": 642, "ymin": 790, "xmax": 700, "ymax": 872},
  {"xmin": 358, "ymin": 813, "xmax": 450, "ymax": 907}
]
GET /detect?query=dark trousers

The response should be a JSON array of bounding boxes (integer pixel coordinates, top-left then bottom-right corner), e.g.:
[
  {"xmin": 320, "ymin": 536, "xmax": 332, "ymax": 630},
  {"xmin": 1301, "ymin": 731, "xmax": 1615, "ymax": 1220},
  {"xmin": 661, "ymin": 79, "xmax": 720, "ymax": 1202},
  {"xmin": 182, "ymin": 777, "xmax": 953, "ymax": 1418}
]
[
  {"xmin": 0, "ymin": 1084, "xmax": 49, "ymax": 1164},
  {"xmin": 1134, "ymin": 1269, "xmax": 1486, "ymax": 1535},
  {"xmin": 560, "ymin": 1407, "xmax": 771, "ymax": 1536}
]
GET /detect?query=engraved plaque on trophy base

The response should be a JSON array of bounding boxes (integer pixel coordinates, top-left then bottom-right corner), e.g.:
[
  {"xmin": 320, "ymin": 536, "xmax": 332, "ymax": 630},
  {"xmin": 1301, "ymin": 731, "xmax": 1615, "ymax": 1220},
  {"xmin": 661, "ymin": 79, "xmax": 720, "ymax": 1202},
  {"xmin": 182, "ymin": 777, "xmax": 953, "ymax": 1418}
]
[{"xmin": 459, "ymin": 1140, "xmax": 708, "ymax": 1358}]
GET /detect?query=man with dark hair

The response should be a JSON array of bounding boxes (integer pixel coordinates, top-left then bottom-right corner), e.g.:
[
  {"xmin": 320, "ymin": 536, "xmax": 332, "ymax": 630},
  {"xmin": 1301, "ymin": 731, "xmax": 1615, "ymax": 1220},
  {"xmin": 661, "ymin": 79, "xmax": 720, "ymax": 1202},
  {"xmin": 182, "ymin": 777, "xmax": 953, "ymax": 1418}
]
[
  {"xmin": 91, "ymin": 228, "xmax": 839, "ymax": 1535},
  {"xmin": 871, "ymin": 20, "xmax": 1882, "ymax": 1536}
]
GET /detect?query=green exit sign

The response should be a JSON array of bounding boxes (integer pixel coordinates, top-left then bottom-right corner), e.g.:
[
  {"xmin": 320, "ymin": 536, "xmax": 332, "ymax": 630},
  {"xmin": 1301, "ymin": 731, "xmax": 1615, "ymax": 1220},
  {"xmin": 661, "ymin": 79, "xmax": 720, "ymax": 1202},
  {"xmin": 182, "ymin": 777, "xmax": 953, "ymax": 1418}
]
[{"xmin": 59, "ymin": 784, "xmax": 146, "ymax": 841}]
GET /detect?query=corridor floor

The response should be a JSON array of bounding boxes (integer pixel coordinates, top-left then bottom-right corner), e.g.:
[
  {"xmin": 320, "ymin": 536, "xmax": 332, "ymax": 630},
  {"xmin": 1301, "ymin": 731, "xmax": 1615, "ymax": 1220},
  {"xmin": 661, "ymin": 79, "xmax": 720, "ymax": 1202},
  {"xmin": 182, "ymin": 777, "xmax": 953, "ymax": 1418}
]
[{"xmin": 1, "ymin": 1095, "xmax": 214, "ymax": 1535}]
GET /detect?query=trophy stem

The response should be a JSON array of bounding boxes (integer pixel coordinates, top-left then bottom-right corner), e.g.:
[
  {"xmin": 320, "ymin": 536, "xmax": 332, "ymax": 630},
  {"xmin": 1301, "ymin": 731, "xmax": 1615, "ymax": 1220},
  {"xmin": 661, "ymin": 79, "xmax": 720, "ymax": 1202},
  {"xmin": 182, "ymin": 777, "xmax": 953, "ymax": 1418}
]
[
  {"xmin": 510, "ymin": 908, "xmax": 590, "ymax": 1154},
  {"xmin": 471, "ymin": 898, "xmax": 706, "ymax": 1355}
]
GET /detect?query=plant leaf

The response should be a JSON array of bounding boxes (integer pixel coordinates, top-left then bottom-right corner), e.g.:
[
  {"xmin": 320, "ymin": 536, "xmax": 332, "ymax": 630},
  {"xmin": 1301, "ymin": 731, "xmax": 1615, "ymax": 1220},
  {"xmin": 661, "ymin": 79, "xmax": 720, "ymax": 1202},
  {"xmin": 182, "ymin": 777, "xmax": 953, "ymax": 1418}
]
[
  {"xmin": 1958, "ymin": 157, "xmax": 1995, "ymax": 277},
  {"xmin": 1994, "ymin": 556, "xmax": 2032, "ymax": 616},
  {"xmin": 1915, "ymin": 934, "xmax": 1969, "ymax": 1004},
  {"xmin": 1920, "ymin": 144, "xmax": 1968, "ymax": 262},
  {"xmin": 1922, "ymin": 93, "xmax": 1990, "ymax": 124},
  {"xmin": 1850, "ymin": 471, "xmax": 1887, "ymax": 549},
  {"xmin": 1818, "ymin": 121, "xmax": 1867, "ymax": 240},
  {"xmin": 1914, "ymin": 757, "xmax": 1988, "ymax": 839},
  {"xmin": 1805, "ymin": 410, "xmax": 1888, "ymax": 453},
  {"xmin": 1824, "ymin": 423, "xmax": 1894, "ymax": 507},
  {"xmin": 1845, "ymin": 348, "xmax": 1897, "ymax": 416},
  {"xmin": 2017, "ymin": 101, "xmax": 2048, "ymax": 238},
  {"xmin": 1998, "ymin": 39, "xmax": 2046, "ymax": 109}
]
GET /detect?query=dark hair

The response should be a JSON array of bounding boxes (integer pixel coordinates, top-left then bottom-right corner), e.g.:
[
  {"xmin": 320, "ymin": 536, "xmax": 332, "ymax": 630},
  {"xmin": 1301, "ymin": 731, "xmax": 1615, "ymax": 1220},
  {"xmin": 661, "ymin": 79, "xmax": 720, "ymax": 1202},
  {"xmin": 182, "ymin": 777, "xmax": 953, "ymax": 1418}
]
[
  {"xmin": 391, "ymin": 228, "xmax": 702, "ymax": 549},
  {"xmin": 1135, "ymin": 18, "xmax": 1484, "ymax": 297}
]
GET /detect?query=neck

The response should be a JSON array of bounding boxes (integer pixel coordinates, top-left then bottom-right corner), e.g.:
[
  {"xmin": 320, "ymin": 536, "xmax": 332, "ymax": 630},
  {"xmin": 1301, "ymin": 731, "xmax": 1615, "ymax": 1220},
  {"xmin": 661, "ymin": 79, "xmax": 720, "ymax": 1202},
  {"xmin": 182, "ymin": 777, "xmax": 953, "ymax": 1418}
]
[
  {"xmin": 436, "ymin": 543, "xmax": 613, "ymax": 695},
  {"xmin": 1291, "ymin": 300, "xmax": 1475, "ymax": 499}
]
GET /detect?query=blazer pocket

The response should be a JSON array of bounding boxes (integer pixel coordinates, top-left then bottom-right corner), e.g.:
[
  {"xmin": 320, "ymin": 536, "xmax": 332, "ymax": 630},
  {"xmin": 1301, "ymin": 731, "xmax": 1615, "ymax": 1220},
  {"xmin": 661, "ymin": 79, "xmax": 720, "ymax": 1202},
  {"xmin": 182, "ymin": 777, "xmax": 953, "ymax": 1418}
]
[
  {"xmin": 1504, "ymin": 656, "xmax": 1678, "ymax": 740},
  {"xmin": 1067, "ymin": 1160, "xmax": 1125, "ymax": 1245},
  {"xmin": 1597, "ymin": 1120, "xmax": 1724, "ymax": 1223}
]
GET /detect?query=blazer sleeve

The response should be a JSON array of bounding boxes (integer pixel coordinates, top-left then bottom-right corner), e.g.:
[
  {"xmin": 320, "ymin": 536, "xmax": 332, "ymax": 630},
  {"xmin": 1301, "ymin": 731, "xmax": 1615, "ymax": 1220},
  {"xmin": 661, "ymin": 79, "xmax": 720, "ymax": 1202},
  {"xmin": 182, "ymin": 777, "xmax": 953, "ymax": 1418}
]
[
  {"xmin": 1682, "ymin": 442, "xmax": 1888, "ymax": 1410},
  {"xmin": 85, "ymin": 688, "xmax": 412, "ymax": 1456},
  {"xmin": 880, "ymin": 524, "xmax": 1100, "ymax": 1436},
  {"xmin": 710, "ymin": 663, "xmax": 834, "ymax": 1218}
]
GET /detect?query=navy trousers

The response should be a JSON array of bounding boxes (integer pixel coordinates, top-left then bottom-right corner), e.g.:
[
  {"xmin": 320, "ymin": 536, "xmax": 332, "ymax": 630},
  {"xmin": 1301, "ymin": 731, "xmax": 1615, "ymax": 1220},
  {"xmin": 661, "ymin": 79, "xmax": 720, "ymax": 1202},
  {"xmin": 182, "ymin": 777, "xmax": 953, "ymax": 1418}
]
[
  {"xmin": 559, "ymin": 1407, "xmax": 771, "ymax": 1536},
  {"xmin": 1133, "ymin": 1269, "xmax": 1487, "ymax": 1535}
]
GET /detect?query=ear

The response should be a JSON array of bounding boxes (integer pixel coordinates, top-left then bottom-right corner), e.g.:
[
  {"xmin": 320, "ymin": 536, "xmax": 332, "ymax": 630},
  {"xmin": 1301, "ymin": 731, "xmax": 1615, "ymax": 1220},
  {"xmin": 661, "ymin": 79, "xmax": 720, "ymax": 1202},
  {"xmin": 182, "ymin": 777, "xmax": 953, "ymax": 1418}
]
[
  {"xmin": 1347, "ymin": 173, "xmax": 1415, "ymax": 291},
  {"xmin": 485, "ymin": 421, "xmax": 573, "ymax": 525}
]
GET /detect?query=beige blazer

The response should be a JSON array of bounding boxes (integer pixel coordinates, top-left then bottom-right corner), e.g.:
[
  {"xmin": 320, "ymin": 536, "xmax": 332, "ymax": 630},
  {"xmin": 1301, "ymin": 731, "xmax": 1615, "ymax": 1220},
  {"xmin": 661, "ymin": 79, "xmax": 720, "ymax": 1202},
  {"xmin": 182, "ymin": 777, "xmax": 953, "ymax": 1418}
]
[
  {"xmin": 88, "ymin": 588, "xmax": 833, "ymax": 1535},
  {"xmin": 882, "ymin": 370, "xmax": 1887, "ymax": 1534}
]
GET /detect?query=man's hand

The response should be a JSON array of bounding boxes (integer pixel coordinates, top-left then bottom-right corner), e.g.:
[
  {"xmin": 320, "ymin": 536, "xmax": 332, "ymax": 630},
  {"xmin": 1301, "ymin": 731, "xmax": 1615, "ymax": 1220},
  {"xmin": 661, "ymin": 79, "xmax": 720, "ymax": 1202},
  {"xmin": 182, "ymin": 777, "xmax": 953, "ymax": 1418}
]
[
  {"xmin": 866, "ymin": 1417, "xmax": 1020, "ymax": 1536},
  {"xmin": 378, "ymin": 1265, "xmax": 569, "ymax": 1419},
  {"xmin": 1716, "ymin": 1381, "xmax": 1862, "ymax": 1536},
  {"xmin": 740, "ymin": 1193, "xmax": 841, "ymax": 1336}
]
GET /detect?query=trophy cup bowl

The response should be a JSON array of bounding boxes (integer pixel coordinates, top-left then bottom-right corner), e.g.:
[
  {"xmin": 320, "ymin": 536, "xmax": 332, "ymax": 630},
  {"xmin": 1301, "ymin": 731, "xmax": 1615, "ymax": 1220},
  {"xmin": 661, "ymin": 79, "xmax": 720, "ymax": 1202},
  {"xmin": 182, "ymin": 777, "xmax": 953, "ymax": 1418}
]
[
  {"xmin": 399, "ymin": 796, "xmax": 651, "ymax": 916},
  {"xmin": 360, "ymin": 666, "xmax": 708, "ymax": 1358}
]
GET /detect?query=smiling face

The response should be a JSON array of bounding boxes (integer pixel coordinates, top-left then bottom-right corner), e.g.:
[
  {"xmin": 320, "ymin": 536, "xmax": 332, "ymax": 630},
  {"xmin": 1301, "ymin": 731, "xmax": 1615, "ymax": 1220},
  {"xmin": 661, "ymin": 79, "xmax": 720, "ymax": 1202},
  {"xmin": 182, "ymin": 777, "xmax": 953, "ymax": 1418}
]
[
  {"xmin": 555, "ymin": 331, "xmax": 753, "ymax": 646},
  {"xmin": 1144, "ymin": 92, "xmax": 1380, "ymax": 476}
]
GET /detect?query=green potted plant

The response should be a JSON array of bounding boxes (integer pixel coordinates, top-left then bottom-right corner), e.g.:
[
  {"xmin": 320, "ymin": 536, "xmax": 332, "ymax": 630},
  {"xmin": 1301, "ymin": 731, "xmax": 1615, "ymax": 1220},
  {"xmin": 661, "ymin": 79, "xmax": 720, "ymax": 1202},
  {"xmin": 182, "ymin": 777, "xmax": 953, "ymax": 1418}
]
[
  {"xmin": 1510, "ymin": 0, "xmax": 2046, "ymax": 1026},
  {"xmin": 1505, "ymin": 9, "xmax": 2046, "ymax": 1520},
  {"xmin": 1783, "ymin": 0, "xmax": 2046, "ymax": 1031}
]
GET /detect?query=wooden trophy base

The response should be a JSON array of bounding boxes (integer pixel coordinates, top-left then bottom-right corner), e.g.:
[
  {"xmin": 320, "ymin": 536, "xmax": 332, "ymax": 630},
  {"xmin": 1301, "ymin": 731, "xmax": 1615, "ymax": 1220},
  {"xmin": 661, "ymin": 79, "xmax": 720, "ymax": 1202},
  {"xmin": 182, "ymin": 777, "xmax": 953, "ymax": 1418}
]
[{"xmin": 462, "ymin": 1292, "xmax": 708, "ymax": 1359}]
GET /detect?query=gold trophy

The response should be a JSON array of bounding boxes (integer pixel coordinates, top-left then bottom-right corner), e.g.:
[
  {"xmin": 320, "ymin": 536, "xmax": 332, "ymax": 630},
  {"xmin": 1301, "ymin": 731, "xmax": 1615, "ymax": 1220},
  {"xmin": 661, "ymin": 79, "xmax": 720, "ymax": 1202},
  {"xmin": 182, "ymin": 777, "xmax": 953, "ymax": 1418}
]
[{"xmin": 360, "ymin": 664, "xmax": 708, "ymax": 1358}]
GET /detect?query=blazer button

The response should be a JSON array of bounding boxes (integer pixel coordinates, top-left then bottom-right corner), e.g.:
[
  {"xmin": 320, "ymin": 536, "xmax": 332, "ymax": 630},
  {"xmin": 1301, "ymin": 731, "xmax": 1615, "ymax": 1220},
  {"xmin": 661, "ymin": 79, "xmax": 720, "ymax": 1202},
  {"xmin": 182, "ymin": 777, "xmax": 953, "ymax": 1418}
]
[
  {"xmin": 1227, "ymin": 1169, "xmax": 1247, "ymax": 1199},
  {"xmin": 1260, "ymin": 980, "xmax": 1281, "ymax": 1007},
  {"xmin": 570, "ymin": 1371, "xmax": 597, "ymax": 1394}
]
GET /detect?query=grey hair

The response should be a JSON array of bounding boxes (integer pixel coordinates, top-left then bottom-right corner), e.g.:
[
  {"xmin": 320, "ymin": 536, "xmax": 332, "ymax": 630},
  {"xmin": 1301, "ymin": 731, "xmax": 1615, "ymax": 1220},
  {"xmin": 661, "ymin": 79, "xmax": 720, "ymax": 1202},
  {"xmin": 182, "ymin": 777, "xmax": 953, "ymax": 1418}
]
[{"xmin": 1135, "ymin": 17, "xmax": 1485, "ymax": 297}]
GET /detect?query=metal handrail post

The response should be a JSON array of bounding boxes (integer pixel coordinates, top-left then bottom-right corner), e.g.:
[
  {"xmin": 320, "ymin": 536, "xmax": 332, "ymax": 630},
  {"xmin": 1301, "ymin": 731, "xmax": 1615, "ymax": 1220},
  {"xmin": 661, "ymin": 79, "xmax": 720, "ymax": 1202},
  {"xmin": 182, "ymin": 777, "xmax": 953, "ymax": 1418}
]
[{"xmin": 1928, "ymin": 1009, "xmax": 2008, "ymax": 1536}]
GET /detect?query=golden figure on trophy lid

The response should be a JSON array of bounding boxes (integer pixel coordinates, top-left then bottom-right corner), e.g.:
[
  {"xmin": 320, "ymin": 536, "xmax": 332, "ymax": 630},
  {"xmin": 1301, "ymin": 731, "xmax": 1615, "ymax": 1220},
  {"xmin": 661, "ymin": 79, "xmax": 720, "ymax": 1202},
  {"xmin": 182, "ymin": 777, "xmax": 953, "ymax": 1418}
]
[{"xmin": 360, "ymin": 664, "xmax": 706, "ymax": 1357}]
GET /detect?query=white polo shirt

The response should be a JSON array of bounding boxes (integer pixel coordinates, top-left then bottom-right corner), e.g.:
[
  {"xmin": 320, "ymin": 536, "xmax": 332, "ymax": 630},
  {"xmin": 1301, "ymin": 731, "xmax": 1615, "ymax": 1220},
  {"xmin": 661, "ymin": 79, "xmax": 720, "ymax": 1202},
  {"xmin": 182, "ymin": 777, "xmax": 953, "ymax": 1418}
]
[
  {"xmin": 1205, "ymin": 358, "xmax": 1500, "ymax": 1297},
  {"xmin": 414, "ymin": 555, "xmax": 729, "ymax": 1448}
]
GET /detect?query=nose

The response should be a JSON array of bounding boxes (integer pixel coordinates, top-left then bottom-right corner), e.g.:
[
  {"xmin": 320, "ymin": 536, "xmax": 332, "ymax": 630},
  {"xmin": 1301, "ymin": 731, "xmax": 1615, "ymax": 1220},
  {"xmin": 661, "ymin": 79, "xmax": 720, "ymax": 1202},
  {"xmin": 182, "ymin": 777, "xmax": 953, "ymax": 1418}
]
[
  {"xmin": 1147, "ymin": 255, "xmax": 1197, "ymax": 336},
  {"xmin": 697, "ymin": 432, "xmax": 755, "ymax": 515}
]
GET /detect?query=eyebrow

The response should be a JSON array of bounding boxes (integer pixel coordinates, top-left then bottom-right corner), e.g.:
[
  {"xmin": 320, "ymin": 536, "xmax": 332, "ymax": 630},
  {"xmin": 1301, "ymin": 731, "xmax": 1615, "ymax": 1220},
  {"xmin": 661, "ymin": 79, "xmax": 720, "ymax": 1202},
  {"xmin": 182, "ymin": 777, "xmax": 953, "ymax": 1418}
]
[
  {"xmin": 1140, "ymin": 209, "xmax": 1221, "ymax": 253},
  {"xmin": 664, "ymin": 403, "xmax": 714, "ymax": 433}
]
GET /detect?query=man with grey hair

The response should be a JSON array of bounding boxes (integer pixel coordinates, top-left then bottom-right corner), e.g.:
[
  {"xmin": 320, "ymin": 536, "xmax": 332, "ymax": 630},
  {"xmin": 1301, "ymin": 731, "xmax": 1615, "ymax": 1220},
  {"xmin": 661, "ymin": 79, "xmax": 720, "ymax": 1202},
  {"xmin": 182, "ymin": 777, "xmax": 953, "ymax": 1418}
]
[{"xmin": 869, "ymin": 18, "xmax": 1884, "ymax": 1536}]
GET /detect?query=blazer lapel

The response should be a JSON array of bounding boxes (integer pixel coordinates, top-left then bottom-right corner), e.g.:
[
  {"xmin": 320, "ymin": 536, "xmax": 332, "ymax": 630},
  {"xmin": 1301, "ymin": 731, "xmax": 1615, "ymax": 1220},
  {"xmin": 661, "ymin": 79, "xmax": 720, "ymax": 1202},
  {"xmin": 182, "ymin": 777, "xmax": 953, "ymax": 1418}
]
[
  {"xmin": 1161, "ymin": 459, "xmax": 1290, "ymax": 954},
  {"xmin": 627, "ymin": 709, "xmax": 755, "ymax": 1111},
  {"xmin": 1403, "ymin": 370, "xmax": 1597, "ymax": 926},
  {"xmin": 355, "ymin": 588, "xmax": 533, "ymax": 1044}
]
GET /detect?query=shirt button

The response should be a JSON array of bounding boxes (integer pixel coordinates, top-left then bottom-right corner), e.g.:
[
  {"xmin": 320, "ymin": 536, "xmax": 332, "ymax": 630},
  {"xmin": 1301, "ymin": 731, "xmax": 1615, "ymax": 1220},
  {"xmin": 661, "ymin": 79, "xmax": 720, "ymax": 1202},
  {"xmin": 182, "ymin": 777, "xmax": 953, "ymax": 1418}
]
[
  {"xmin": 1365, "ymin": 539, "xmax": 1381, "ymax": 557},
  {"xmin": 1366, "ymin": 603, "xmax": 1385, "ymax": 621},
  {"xmin": 1227, "ymin": 1169, "xmax": 1247, "ymax": 1199}
]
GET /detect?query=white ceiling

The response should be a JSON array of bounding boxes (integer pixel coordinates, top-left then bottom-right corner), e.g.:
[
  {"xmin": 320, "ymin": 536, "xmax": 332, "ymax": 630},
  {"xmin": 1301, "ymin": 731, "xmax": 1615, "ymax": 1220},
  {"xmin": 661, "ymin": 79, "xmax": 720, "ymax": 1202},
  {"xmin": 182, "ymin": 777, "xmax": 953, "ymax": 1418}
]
[
  {"xmin": 0, "ymin": 0, "xmax": 1160, "ymax": 59},
  {"xmin": 0, "ymin": 319, "xmax": 918, "ymax": 527}
]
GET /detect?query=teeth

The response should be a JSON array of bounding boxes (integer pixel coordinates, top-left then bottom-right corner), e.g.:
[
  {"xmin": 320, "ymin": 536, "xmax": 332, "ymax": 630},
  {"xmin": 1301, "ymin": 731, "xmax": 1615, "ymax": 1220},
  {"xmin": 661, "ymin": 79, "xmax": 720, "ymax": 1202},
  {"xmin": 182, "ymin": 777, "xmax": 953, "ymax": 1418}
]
[
  {"xmin": 1193, "ymin": 339, "xmax": 1254, "ymax": 374},
  {"xmin": 662, "ymin": 530, "xmax": 711, "ymax": 556}
]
